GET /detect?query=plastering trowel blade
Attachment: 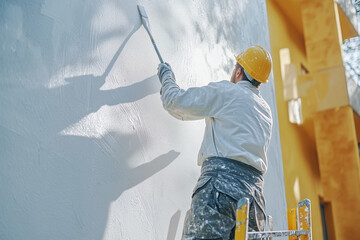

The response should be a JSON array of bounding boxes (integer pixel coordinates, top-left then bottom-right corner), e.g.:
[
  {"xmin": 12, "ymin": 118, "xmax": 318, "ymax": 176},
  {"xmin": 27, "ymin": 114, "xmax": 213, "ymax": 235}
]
[{"xmin": 137, "ymin": 5, "xmax": 164, "ymax": 63}]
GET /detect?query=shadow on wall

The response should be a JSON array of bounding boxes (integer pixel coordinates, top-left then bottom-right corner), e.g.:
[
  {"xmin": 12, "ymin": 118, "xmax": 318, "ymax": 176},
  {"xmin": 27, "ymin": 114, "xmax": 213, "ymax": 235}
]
[
  {"xmin": 151, "ymin": 0, "xmax": 267, "ymax": 82},
  {"xmin": 0, "ymin": 0, "xmax": 180, "ymax": 240},
  {"xmin": 166, "ymin": 210, "xmax": 182, "ymax": 240}
]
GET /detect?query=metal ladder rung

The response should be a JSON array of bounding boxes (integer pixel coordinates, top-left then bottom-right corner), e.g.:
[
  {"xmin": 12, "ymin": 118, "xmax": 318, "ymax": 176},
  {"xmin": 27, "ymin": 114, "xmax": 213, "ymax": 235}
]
[{"xmin": 248, "ymin": 230, "xmax": 308, "ymax": 239}]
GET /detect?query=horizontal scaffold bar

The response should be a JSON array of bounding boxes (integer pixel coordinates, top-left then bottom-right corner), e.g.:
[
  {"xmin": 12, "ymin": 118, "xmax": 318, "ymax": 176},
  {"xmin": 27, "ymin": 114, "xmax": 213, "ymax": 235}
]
[{"xmin": 248, "ymin": 230, "xmax": 308, "ymax": 239}]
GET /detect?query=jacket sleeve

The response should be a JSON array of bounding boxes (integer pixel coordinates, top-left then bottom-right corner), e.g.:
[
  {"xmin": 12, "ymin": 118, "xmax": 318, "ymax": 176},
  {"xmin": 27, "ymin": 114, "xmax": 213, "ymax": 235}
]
[{"xmin": 160, "ymin": 71, "xmax": 223, "ymax": 120}]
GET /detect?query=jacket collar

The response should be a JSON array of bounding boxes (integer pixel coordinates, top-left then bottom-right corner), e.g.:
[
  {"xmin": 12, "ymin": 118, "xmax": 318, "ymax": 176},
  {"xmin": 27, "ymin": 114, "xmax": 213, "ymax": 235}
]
[{"xmin": 237, "ymin": 80, "xmax": 260, "ymax": 93}]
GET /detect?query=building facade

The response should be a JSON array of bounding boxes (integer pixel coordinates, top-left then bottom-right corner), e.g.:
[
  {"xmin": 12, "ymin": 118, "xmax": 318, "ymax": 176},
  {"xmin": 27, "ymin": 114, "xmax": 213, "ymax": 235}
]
[{"xmin": 266, "ymin": 0, "xmax": 360, "ymax": 239}]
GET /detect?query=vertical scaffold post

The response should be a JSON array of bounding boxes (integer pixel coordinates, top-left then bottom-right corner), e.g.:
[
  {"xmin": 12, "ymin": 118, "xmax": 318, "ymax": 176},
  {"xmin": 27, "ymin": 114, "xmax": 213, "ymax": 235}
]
[
  {"xmin": 287, "ymin": 207, "xmax": 298, "ymax": 240},
  {"xmin": 265, "ymin": 215, "xmax": 273, "ymax": 240},
  {"xmin": 235, "ymin": 198, "xmax": 250, "ymax": 240},
  {"xmin": 298, "ymin": 199, "xmax": 312, "ymax": 240}
]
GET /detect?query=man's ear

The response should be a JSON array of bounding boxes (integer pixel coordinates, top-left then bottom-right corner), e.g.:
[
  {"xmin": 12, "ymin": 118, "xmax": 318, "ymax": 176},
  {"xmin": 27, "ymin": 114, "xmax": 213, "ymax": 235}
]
[{"xmin": 236, "ymin": 67, "xmax": 242, "ymax": 78}]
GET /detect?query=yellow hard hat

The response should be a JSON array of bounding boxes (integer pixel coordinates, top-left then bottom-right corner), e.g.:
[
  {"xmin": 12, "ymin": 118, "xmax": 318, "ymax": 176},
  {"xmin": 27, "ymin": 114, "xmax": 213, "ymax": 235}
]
[{"xmin": 235, "ymin": 45, "xmax": 272, "ymax": 83}]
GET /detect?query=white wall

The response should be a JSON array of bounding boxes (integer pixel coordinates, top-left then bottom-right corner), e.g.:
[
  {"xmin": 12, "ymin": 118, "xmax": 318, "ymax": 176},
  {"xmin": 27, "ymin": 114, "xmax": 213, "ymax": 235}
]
[{"xmin": 0, "ymin": 0, "xmax": 287, "ymax": 239}]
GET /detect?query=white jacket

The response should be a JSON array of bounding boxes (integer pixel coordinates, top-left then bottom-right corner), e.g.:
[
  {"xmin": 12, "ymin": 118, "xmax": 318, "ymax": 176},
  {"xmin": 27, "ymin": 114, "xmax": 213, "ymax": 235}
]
[{"xmin": 160, "ymin": 72, "xmax": 272, "ymax": 174}]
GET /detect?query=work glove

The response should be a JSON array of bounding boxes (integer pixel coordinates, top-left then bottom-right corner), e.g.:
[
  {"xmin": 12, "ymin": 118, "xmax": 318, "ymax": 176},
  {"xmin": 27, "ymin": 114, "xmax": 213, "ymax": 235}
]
[{"xmin": 157, "ymin": 62, "xmax": 175, "ymax": 84}]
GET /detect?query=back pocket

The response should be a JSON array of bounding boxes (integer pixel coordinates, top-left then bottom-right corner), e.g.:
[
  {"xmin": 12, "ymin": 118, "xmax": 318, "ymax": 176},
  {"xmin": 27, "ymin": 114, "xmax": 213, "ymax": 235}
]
[{"xmin": 192, "ymin": 176, "xmax": 212, "ymax": 198}]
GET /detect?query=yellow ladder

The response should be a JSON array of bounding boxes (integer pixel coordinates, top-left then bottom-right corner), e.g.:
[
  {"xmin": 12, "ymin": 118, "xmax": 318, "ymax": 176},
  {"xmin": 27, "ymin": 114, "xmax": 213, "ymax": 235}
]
[{"xmin": 235, "ymin": 198, "xmax": 312, "ymax": 240}]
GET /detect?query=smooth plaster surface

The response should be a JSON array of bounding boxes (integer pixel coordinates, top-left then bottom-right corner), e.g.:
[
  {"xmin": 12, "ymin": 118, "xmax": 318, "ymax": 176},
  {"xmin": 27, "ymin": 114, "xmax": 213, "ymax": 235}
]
[{"xmin": 0, "ymin": 0, "xmax": 287, "ymax": 239}]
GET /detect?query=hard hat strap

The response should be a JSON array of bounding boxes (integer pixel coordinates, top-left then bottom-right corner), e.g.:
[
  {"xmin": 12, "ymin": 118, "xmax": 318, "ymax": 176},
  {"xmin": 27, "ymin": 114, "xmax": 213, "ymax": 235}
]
[
  {"xmin": 244, "ymin": 69, "xmax": 261, "ymax": 87},
  {"xmin": 244, "ymin": 70, "xmax": 254, "ymax": 81}
]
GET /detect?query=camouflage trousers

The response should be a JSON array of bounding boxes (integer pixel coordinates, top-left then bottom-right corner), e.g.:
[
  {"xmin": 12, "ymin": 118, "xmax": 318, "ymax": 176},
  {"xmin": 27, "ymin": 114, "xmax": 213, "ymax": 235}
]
[{"xmin": 182, "ymin": 157, "xmax": 266, "ymax": 240}]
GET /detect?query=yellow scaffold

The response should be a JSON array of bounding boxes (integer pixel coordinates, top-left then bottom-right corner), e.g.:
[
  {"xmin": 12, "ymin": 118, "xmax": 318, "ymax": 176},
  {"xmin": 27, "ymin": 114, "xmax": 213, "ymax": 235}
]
[{"xmin": 235, "ymin": 198, "xmax": 312, "ymax": 240}]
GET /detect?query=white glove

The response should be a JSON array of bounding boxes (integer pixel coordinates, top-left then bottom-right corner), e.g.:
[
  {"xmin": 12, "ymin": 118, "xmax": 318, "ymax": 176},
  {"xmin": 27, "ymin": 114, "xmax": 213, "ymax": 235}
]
[{"xmin": 157, "ymin": 62, "xmax": 175, "ymax": 84}]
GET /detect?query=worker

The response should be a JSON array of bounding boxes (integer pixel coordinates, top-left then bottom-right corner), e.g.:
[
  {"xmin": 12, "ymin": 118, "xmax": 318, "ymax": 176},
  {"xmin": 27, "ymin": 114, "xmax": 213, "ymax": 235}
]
[{"xmin": 157, "ymin": 45, "xmax": 273, "ymax": 240}]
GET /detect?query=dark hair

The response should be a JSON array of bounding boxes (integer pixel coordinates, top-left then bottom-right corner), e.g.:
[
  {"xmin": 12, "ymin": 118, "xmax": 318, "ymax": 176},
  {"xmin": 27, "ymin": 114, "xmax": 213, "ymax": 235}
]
[{"xmin": 238, "ymin": 64, "xmax": 261, "ymax": 88}]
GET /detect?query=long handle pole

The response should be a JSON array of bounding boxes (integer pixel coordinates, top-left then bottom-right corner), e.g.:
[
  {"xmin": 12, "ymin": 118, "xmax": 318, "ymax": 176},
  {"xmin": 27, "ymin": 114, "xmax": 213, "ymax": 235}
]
[
  {"xmin": 148, "ymin": 32, "xmax": 164, "ymax": 63},
  {"xmin": 137, "ymin": 5, "xmax": 164, "ymax": 64}
]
